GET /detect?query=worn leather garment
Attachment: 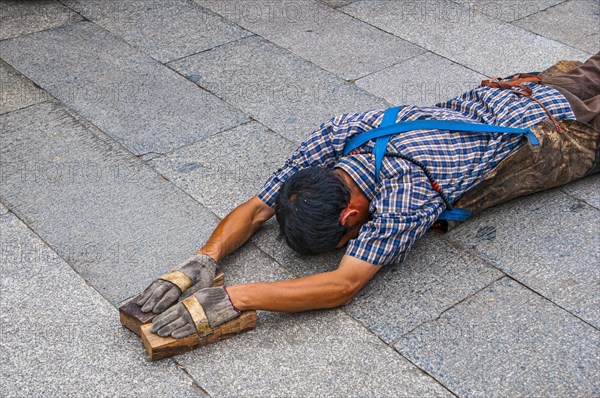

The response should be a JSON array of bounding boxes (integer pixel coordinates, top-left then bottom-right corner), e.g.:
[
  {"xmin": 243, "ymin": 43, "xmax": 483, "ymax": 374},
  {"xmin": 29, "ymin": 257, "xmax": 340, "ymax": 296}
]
[{"xmin": 448, "ymin": 118, "xmax": 599, "ymax": 230}]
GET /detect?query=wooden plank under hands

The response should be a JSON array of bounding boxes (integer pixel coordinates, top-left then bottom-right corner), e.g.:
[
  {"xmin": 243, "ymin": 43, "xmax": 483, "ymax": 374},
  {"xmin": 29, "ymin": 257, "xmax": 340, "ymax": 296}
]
[
  {"xmin": 140, "ymin": 310, "xmax": 258, "ymax": 361},
  {"xmin": 119, "ymin": 272, "xmax": 225, "ymax": 336}
]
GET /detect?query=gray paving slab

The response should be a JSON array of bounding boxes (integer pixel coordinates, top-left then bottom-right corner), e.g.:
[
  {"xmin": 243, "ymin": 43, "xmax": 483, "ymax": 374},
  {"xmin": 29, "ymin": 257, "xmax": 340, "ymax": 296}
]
[
  {"xmin": 169, "ymin": 35, "xmax": 388, "ymax": 143},
  {"xmin": 179, "ymin": 308, "xmax": 452, "ymax": 397},
  {"xmin": 196, "ymin": 0, "xmax": 424, "ymax": 80},
  {"xmin": 395, "ymin": 277, "xmax": 600, "ymax": 398},
  {"xmin": 251, "ymin": 217, "xmax": 346, "ymax": 276},
  {"xmin": 0, "ymin": 102, "xmax": 223, "ymax": 304},
  {"xmin": 319, "ymin": 0, "xmax": 357, "ymax": 8},
  {"xmin": 0, "ymin": 21, "xmax": 248, "ymax": 155},
  {"xmin": 356, "ymin": 52, "xmax": 488, "ymax": 106},
  {"xmin": 0, "ymin": 59, "xmax": 51, "ymax": 115},
  {"xmin": 514, "ymin": 0, "xmax": 600, "ymax": 54},
  {"xmin": 148, "ymin": 138, "xmax": 454, "ymax": 395},
  {"xmin": 250, "ymin": 216, "xmax": 503, "ymax": 351},
  {"xmin": 341, "ymin": 0, "xmax": 590, "ymax": 77},
  {"xmin": 344, "ymin": 232, "xmax": 503, "ymax": 343},
  {"xmin": 448, "ymin": 189, "xmax": 600, "ymax": 328},
  {"xmin": 454, "ymin": 0, "xmax": 564, "ymax": 22},
  {"xmin": 149, "ymin": 121, "xmax": 297, "ymax": 218},
  {"xmin": 0, "ymin": 212, "xmax": 198, "ymax": 398},
  {"xmin": 63, "ymin": 0, "xmax": 252, "ymax": 63},
  {"xmin": 249, "ymin": 217, "xmax": 502, "ymax": 354},
  {"xmin": 0, "ymin": 0, "xmax": 82, "ymax": 40},
  {"xmin": 562, "ymin": 173, "xmax": 600, "ymax": 210}
]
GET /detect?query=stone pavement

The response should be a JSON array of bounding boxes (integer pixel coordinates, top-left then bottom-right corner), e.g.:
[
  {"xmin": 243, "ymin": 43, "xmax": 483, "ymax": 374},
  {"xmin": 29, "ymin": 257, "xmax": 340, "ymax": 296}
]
[{"xmin": 0, "ymin": 0, "xmax": 598, "ymax": 396}]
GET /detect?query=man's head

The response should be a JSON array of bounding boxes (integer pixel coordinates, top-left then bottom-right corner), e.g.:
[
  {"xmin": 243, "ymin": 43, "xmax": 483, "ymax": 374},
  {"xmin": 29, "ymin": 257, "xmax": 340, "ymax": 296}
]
[{"xmin": 275, "ymin": 167, "xmax": 370, "ymax": 255}]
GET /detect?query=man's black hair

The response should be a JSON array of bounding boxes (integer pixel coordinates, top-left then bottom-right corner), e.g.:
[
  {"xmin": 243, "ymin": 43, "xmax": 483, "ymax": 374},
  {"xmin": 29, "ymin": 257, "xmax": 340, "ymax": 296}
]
[{"xmin": 275, "ymin": 166, "xmax": 351, "ymax": 255}]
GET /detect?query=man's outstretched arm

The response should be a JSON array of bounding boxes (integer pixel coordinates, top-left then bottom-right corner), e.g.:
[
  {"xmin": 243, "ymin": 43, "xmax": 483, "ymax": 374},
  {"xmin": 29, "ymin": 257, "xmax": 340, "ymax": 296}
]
[
  {"xmin": 151, "ymin": 255, "xmax": 380, "ymax": 338},
  {"xmin": 198, "ymin": 195, "xmax": 276, "ymax": 262},
  {"xmin": 225, "ymin": 255, "xmax": 381, "ymax": 312},
  {"xmin": 199, "ymin": 195, "xmax": 380, "ymax": 311},
  {"xmin": 137, "ymin": 195, "xmax": 274, "ymax": 313}
]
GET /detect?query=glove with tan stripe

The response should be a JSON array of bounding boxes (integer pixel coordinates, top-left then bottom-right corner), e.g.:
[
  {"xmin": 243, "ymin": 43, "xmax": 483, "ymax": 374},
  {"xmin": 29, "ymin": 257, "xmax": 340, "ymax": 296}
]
[
  {"xmin": 137, "ymin": 253, "xmax": 217, "ymax": 314},
  {"xmin": 151, "ymin": 287, "xmax": 241, "ymax": 339}
]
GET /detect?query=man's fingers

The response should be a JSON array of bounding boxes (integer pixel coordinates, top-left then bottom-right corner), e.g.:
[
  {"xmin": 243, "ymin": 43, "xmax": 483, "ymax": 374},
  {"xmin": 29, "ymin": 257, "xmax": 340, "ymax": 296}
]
[
  {"xmin": 172, "ymin": 324, "xmax": 196, "ymax": 339},
  {"xmin": 140, "ymin": 281, "xmax": 172, "ymax": 312},
  {"xmin": 156, "ymin": 317, "xmax": 187, "ymax": 337},
  {"xmin": 152, "ymin": 287, "xmax": 181, "ymax": 314},
  {"xmin": 151, "ymin": 306, "xmax": 180, "ymax": 332},
  {"xmin": 136, "ymin": 282, "xmax": 156, "ymax": 306}
]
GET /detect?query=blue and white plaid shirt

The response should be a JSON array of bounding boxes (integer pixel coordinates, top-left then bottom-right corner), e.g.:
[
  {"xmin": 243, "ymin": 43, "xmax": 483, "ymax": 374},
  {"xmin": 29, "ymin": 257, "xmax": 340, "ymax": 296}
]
[{"xmin": 258, "ymin": 82, "xmax": 575, "ymax": 266}]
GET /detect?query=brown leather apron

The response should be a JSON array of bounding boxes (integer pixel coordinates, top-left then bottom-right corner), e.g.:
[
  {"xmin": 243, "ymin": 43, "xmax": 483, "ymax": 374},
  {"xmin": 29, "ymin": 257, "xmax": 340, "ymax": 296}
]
[{"xmin": 445, "ymin": 62, "xmax": 600, "ymax": 230}]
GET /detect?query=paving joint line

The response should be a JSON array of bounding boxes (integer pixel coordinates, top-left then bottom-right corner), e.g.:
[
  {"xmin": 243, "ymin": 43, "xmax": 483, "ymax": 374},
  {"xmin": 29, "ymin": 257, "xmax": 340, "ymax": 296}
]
[
  {"xmin": 350, "ymin": 50, "xmax": 428, "ymax": 83},
  {"xmin": 145, "ymin": 119, "xmax": 257, "ymax": 160},
  {"xmin": 333, "ymin": 305, "xmax": 459, "ymax": 397},
  {"xmin": 335, "ymin": 5, "xmax": 493, "ymax": 79},
  {"xmin": 503, "ymin": 274, "xmax": 600, "ymax": 331},
  {"xmin": 390, "ymin": 273, "xmax": 506, "ymax": 346},
  {"xmin": 0, "ymin": 18, "xmax": 85, "ymax": 44},
  {"xmin": 162, "ymin": 33, "xmax": 257, "ymax": 65},
  {"xmin": 560, "ymin": 186, "xmax": 600, "ymax": 211},
  {"xmin": 0, "ymin": 98, "xmax": 56, "ymax": 117},
  {"xmin": 443, "ymin": 232, "xmax": 600, "ymax": 332},
  {"xmin": 0, "ymin": 203, "xmax": 124, "ymax": 307},
  {"xmin": 509, "ymin": 0, "xmax": 571, "ymax": 23},
  {"xmin": 173, "ymin": 360, "xmax": 213, "ymax": 398}
]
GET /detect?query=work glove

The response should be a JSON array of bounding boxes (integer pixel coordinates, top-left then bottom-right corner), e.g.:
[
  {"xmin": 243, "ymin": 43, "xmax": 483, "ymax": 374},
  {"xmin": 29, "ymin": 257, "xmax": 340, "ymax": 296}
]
[
  {"xmin": 151, "ymin": 287, "xmax": 241, "ymax": 339},
  {"xmin": 137, "ymin": 253, "xmax": 217, "ymax": 314}
]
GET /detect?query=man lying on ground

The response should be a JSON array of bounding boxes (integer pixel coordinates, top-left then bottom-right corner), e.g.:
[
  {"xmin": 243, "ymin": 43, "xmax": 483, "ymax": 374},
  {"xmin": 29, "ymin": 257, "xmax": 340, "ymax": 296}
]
[{"xmin": 137, "ymin": 53, "xmax": 600, "ymax": 339}]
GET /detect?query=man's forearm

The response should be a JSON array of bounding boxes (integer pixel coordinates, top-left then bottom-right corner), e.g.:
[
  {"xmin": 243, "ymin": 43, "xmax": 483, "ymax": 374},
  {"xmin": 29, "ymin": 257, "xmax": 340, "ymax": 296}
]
[
  {"xmin": 197, "ymin": 196, "xmax": 274, "ymax": 262},
  {"xmin": 225, "ymin": 270, "xmax": 362, "ymax": 312},
  {"xmin": 226, "ymin": 255, "xmax": 380, "ymax": 313}
]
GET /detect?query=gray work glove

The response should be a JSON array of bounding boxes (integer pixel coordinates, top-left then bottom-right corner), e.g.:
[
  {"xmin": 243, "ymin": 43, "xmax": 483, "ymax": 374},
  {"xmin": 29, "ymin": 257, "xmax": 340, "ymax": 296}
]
[
  {"xmin": 151, "ymin": 287, "xmax": 241, "ymax": 339},
  {"xmin": 137, "ymin": 253, "xmax": 217, "ymax": 314}
]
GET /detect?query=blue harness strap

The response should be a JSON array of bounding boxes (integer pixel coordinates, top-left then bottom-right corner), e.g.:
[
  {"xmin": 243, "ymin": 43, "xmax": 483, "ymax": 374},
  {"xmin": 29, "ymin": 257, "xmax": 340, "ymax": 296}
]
[
  {"xmin": 373, "ymin": 106, "xmax": 402, "ymax": 182},
  {"xmin": 343, "ymin": 108, "xmax": 540, "ymax": 222},
  {"xmin": 344, "ymin": 119, "xmax": 539, "ymax": 157}
]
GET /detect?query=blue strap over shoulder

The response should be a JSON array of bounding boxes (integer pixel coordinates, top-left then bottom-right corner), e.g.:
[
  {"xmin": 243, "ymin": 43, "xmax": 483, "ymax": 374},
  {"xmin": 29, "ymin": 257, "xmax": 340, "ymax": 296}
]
[
  {"xmin": 372, "ymin": 106, "xmax": 402, "ymax": 183},
  {"xmin": 343, "ymin": 119, "xmax": 539, "ymax": 158},
  {"xmin": 342, "ymin": 107, "xmax": 540, "ymax": 222}
]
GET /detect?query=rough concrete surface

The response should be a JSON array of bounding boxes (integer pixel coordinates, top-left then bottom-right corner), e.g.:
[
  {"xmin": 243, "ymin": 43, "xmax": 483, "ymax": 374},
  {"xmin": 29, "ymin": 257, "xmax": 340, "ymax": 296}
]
[{"xmin": 1, "ymin": 0, "xmax": 598, "ymax": 396}]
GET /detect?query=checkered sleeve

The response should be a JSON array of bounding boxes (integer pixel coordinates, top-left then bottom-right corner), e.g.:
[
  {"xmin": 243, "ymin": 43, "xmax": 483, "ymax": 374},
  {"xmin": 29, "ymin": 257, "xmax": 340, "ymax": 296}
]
[
  {"xmin": 256, "ymin": 118, "xmax": 343, "ymax": 208},
  {"xmin": 345, "ymin": 169, "xmax": 441, "ymax": 266},
  {"xmin": 345, "ymin": 213, "xmax": 430, "ymax": 266}
]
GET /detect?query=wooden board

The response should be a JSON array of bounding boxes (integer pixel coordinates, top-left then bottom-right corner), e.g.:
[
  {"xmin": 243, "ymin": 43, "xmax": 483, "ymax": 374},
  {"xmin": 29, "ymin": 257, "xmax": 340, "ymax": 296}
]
[
  {"xmin": 140, "ymin": 310, "xmax": 257, "ymax": 361},
  {"xmin": 119, "ymin": 272, "xmax": 224, "ymax": 336}
]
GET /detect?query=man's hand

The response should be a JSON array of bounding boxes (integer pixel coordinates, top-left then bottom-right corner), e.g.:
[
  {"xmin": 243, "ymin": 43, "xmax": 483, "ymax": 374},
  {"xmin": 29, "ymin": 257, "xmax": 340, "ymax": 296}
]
[
  {"xmin": 137, "ymin": 253, "xmax": 217, "ymax": 313},
  {"xmin": 151, "ymin": 287, "xmax": 240, "ymax": 338}
]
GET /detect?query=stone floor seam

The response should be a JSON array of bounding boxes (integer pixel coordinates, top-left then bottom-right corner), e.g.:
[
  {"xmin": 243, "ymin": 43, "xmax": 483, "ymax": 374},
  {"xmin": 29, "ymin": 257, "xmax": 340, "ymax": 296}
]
[
  {"xmin": 152, "ymin": 119, "xmax": 260, "ymax": 160},
  {"xmin": 161, "ymin": 34, "xmax": 259, "ymax": 66},
  {"xmin": 560, "ymin": 187, "xmax": 600, "ymax": 211},
  {"xmin": 503, "ymin": 274, "xmax": 600, "ymax": 332},
  {"xmin": 349, "ymin": 50, "xmax": 428, "ymax": 83},
  {"xmin": 2, "ymin": 197, "xmax": 210, "ymax": 397},
  {"xmin": 173, "ymin": 361, "xmax": 213, "ymax": 398},
  {"xmin": 333, "ymin": 307, "xmax": 461, "ymax": 398},
  {"xmin": 1, "ymin": 204, "xmax": 137, "ymax": 308},
  {"xmin": 444, "ymin": 218, "xmax": 600, "ymax": 330},
  {"xmin": 390, "ymin": 273, "xmax": 506, "ymax": 346},
  {"xmin": 507, "ymin": 0, "xmax": 571, "ymax": 23}
]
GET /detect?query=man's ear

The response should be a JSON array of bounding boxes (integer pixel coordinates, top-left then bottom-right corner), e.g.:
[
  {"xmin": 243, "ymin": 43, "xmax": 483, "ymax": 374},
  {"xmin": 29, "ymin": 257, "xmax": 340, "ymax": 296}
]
[{"xmin": 339, "ymin": 207, "xmax": 359, "ymax": 227}]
